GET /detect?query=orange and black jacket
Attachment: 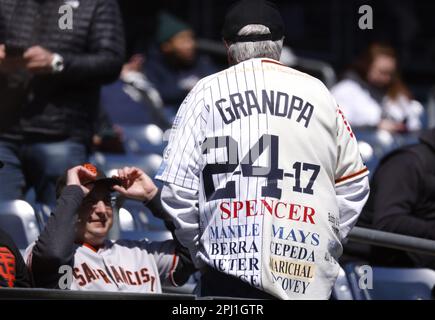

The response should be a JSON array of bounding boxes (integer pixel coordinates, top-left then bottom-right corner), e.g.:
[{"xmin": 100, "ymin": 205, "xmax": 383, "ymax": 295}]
[{"xmin": 0, "ymin": 228, "xmax": 31, "ymax": 288}]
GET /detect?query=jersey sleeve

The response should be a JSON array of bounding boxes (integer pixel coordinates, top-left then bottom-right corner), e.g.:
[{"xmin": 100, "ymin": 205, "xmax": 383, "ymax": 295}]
[
  {"xmin": 145, "ymin": 240, "xmax": 180, "ymax": 287},
  {"xmin": 336, "ymin": 175, "xmax": 370, "ymax": 240},
  {"xmin": 155, "ymin": 82, "xmax": 208, "ymax": 190},
  {"xmin": 334, "ymin": 103, "xmax": 369, "ymax": 186}
]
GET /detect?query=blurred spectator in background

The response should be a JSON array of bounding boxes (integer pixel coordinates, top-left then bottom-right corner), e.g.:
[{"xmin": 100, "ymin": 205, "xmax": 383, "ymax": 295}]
[
  {"xmin": 0, "ymin": 0, "xmax": 125, "ymax": 206},
  {"xmin": 358, "ymin": 128, "xmax": 435, "ymax": 269},
  {"xmin": 332, "ymin": 43, "xmax": 423, "ymax": 133},
  {"xmin": 0, "ymin": 160, "xmax": 31, "ymax": 288},
  {"xmin": 145, "ymin": 11, "xmax": 218, "ymax": 110},
  {"xmin": 25, "ymin": 164, "xmax": 195, "ymax": 291},
  {"xmin": 101, "ymin": 53, "xmax": 170, "ymax": 129}
]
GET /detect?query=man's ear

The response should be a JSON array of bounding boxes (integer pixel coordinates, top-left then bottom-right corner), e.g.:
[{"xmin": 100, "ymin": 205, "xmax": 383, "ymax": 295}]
[
  {"xmin": 223, "ymin": 40, "xmax": 234, "ymax": 65},
  {"xmin": 223, "ymin": 40, "xmax": 230, "ymax": 49}
]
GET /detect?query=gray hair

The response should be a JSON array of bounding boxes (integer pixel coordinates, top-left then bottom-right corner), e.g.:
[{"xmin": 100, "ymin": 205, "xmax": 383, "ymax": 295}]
[{"xmin": 227, "ymin": 24, "xmax": 284, "ymax": 64}]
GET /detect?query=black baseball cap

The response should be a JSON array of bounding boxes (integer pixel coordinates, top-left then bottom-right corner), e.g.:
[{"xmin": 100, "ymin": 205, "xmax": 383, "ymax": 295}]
[
  {"xmin": 222, "ymin": 0, "xmax": 284, "ymax": 43},
  {"xmin": 56, "ymin": 163, "xmax": 121, "ymax": 199}
]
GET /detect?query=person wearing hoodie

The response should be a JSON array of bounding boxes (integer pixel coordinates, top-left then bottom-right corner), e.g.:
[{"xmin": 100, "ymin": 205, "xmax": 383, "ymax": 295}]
[
  {"xmin": 358, "ymin": 128, "xmax": 435, "ymax": 268},
  {"xmin": 145, "ymin": 12, "xmax": 218, "ymax": 110}
]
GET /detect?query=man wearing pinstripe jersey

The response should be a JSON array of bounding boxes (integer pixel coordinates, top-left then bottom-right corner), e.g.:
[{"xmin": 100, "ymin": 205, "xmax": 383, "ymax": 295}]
[{"xmin": 156, "ymin": 0, "xmax": 370, "ymax": 299}]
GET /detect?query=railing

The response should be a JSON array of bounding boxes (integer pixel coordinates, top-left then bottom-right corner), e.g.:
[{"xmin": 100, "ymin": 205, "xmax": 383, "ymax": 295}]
[
  {"xmin": 2, "ymin": 227, "xmax": 435, "ymax": 300},
  {"xmin": 0, "ymin": 287, "xmax": 196, "ymax": 300},
  {"xmin": 0, "ymin": 287, "xmax": 247, "ymax": 300},
  {"xmin": 348, "ymin": 227, "xmax": 435, "ymax": 257}
]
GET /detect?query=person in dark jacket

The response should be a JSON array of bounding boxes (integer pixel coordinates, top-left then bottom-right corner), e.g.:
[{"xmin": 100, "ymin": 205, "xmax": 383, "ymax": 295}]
[
  {"xmin": 358, "ymin": 128, "xmax": 435, "ymax": 268},
  {"xmin": 0, "ymin": 160, "xmax": 32, "ymax": 288},
  {"xmin": 145, "ymin": 11, "xmax": 218, "ymax": 110},
  {"xmin": 0, "ymin": 0, "xmax": 125, "ymax": 206},
  {"xmin": 0, "ymin": 227, "xmax": 32, "ymax": 288},
  {"xmin": 25, "ymin": 163, "xmax": 195, "ymax": 291}
]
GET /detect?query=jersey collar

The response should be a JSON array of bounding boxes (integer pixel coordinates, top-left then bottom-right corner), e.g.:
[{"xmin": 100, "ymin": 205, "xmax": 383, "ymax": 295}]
[{"xmin": 81, "ymin": 242, "xmax": 104, "ymax": 253}]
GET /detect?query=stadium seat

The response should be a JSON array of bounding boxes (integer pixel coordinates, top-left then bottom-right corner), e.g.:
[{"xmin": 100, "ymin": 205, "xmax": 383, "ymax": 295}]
[
  {"xmin": 121, "ymin": 199, "xmax": 168, "ymax": 230},
  {"xmin": 33, "ymin": 203, "xmax": 52, "ymax": 230},
  {"xmin": 0, "ymin": 200, "xmax": 40, "ymax": 253},
  {"xmin": 357, "ymin": 140, "xmax": 379, "ymax": 177},
  {"xmin": 331, "ymin": 267, "xmax": 354, "ymax": 300},
  {"xmin": 90, "ymin": 152, "xmax": 163, "ymax": 178},
  {"xmin": 118, "ymin": 207, "xmax": 135, "ymax": 231},
  {"xmin": 120, "ymin": 124, "xmax": 167, "ymax": 155},
  {"xmin": 115, "ymin": 203, "xmax": 171, "ymax": 242},
  {"xmin": 354, "ymin": 129, "xmax": 420, "ymax": 175},
  {"xmin": 343, "ymin": 262, "xmax": 435, "ymax": 300}
]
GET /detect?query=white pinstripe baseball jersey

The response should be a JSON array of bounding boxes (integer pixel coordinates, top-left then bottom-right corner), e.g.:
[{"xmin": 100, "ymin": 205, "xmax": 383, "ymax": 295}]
[{"xmin": 156, "ymin": 57, "xmax": 369, "ymax": 299}]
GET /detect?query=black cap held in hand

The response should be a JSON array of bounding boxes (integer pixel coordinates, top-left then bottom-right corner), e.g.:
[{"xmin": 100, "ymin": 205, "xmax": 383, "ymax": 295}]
[
  {"xmin": 222, "ymin": 0, "xmax": 284, "ymax": 43},
  {"xmin": 55, "ymin": 163, "xmax": 121, "ymax": 199}
]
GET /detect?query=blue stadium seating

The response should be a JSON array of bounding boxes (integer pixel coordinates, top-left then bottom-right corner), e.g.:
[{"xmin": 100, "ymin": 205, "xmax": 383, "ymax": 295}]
[
  {"xmin": 90, "ymin": 152, "xmax": 163, "ymax": 179},
  {"xmin": 119, "ymin": 124, "xmax": 167, "ymax": 155},
  {"xmin": 354, "ymin": 129, "xmax": 420, "ymax": 176},
  {"xmin": 0, "ymin": 200, "xmax": 40, "ymax": 254},
  {"xmin": 342, "ymin": 263, "xmax": 435, "ymax": 300}
]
